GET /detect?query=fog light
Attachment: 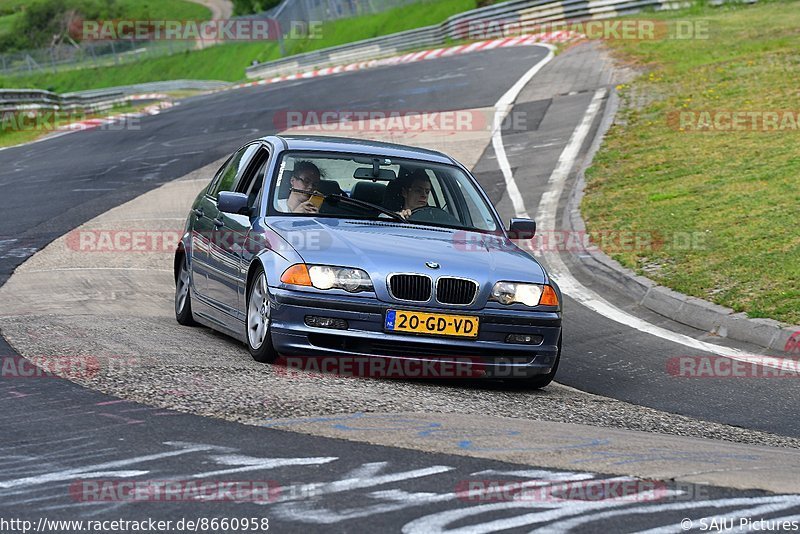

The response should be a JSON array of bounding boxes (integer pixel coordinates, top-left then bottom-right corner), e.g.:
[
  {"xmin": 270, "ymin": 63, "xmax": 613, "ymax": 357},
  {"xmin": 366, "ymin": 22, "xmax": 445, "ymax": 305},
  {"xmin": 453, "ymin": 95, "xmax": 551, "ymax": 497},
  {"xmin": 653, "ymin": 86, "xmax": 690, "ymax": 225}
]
[
  {"xmin": 505, "ymin": 334, "xmax": 543, "ymax": 345},
  {"xmin": 305, "ymin": 316, "xmax": 349, "ymax": 330}
]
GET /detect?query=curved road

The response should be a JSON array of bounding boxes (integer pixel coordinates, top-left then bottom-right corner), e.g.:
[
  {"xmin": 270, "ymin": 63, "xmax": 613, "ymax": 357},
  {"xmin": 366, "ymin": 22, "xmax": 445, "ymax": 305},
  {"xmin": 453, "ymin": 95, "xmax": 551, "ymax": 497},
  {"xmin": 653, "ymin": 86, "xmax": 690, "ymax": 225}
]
[
  {"xmin": 2, "ymin": 43, "xmax": 796, "ymax": 436},
  {"xmin": 1, "ymin": 44, "xmax": 799, "ymax": 528}
]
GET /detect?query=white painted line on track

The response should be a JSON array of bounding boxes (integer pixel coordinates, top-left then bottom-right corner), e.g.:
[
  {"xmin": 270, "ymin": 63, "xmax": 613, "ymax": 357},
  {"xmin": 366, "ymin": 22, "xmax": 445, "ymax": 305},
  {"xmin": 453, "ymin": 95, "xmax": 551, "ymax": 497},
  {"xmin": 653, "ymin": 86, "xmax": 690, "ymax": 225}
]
[
  {"xmin": 494, "ymin": 48, "xmax": 796, "ymax": 371},
  {"xmin": 492, "ymin": 44, "xmax": 556, "ymax": 219}
]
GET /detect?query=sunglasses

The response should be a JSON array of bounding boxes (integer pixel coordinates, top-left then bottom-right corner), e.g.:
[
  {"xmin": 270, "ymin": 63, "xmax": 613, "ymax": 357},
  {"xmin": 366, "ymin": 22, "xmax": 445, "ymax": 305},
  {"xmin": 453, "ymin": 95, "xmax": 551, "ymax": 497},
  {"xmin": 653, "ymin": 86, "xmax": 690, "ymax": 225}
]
[{"xmin": 292, "ymin": 175, "xmax": 320, "ymax": 188}]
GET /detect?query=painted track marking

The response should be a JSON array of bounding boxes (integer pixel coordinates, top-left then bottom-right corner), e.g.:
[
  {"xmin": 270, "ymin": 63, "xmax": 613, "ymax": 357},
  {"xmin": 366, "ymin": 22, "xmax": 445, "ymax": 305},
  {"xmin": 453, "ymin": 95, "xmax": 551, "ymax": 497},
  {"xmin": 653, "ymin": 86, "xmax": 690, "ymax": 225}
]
[{"xmin": 493, "ymin": 47, "xmax": 794, "ymax": 370}]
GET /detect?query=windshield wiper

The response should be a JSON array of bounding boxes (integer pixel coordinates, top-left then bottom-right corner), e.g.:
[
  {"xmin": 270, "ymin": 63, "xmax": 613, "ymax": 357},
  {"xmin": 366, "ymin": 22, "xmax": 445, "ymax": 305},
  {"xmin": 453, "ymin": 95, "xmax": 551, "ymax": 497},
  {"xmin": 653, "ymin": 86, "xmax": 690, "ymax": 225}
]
[{"xmin": 322, "ymin": 194, "xmax": 406, "ymax": 222}]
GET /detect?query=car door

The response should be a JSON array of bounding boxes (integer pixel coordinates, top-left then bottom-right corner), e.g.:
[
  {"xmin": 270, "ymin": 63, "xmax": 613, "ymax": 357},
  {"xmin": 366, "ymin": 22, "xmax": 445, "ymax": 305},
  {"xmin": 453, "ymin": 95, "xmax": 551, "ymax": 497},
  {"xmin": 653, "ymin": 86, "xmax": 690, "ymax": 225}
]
[
  {"xmin": 230, "ymin": 147, "xmax": 271, "ymax": 318},
  {"xmin": 190, "ymin": 154, "xmax": 233, "ymax": 300},
  {"xmin": 204, "ymin": 143, "xmax": 264, "ymax": 316}
]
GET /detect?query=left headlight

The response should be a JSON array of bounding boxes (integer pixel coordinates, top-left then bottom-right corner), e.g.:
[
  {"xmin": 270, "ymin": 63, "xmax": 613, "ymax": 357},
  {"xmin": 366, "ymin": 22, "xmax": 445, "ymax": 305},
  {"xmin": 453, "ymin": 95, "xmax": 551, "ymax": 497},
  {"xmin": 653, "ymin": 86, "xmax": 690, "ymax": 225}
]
[
  {"xmin": 490, "ymin": 282, "xmax": 558, "ymax": 307},
  {"xmin": 281, "ymin": 264, "xmax": 373, "ymax": 293}
]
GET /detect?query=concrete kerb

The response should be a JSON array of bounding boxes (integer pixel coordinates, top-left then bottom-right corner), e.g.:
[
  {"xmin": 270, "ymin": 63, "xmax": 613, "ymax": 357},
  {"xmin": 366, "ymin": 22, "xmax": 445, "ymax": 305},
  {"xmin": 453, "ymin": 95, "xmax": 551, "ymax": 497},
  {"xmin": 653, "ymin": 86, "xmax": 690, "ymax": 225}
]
[{"xmin": 565, "ymin": 84, "xmax": 800, "ymax": 354}]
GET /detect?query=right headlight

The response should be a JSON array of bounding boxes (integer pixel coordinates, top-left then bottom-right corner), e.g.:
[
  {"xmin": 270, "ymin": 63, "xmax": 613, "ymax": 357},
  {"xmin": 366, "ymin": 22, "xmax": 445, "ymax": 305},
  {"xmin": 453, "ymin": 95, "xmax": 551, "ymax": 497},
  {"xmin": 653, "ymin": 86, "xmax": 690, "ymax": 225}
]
[
  {"xmin": 489, "ymin": 282, "xmax": 559, "ymax": 307},
  {"xmin": 281, "ymin": 264, "xmax": 373, "ymax": 293}
]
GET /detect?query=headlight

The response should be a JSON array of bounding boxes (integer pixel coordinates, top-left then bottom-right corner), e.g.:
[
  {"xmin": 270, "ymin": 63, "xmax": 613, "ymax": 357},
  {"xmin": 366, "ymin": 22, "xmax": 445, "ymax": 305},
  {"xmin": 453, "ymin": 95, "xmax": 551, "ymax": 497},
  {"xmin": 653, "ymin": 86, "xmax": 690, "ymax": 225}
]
[
  {"xmin": 308, "ymin": 265, "xmax": 373, "ymax": 293},
  {"xmin": 490, "ymin": 282, "xmax": 558, "ymax": 307}
]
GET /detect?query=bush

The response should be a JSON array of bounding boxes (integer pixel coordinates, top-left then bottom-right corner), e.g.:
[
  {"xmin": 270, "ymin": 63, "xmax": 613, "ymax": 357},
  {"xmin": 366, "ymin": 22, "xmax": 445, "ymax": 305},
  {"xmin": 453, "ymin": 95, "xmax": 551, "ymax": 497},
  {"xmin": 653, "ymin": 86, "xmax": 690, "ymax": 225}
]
[
  {"xmin": 0, "ymin": 0, "xmax": 121, "ymax": 51},
  {"xmin": 232, "ymin": 0, "xmax": 281, "ymax": 17}
]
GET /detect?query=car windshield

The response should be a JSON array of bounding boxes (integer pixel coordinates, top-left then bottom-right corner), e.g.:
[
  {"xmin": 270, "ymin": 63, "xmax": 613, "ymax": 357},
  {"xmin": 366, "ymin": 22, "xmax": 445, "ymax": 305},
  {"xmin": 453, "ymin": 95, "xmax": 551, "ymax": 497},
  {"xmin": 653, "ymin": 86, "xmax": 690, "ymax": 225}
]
[{"xmin": 269, "ymin": 151, "xmax": 499, "ymax": 232}]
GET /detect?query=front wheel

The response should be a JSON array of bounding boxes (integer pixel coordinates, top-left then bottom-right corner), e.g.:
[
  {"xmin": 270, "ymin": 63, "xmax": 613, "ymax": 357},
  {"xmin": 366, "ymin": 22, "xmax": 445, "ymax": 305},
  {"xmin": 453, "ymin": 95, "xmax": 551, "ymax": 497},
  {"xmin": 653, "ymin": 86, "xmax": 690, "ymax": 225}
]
[
  {"xmin": 246, "ymin": 267, "xmax": 278, "ymax": 363},
  {"xmin": 175, "ymin": 253, "xmax": 197, "ymax": 326}
]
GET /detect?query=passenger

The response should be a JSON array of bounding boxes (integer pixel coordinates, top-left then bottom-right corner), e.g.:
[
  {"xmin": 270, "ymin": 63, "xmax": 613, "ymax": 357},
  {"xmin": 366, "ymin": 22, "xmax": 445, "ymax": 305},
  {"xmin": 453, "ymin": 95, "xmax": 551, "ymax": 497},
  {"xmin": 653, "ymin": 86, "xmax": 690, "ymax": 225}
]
[
  {"xmin": 399, "ymin": 169, "xmax": 432, "ymax": 219},
  {"xmin": 278, "ymin": 161, "xmax": 322, "ymax": 214}
]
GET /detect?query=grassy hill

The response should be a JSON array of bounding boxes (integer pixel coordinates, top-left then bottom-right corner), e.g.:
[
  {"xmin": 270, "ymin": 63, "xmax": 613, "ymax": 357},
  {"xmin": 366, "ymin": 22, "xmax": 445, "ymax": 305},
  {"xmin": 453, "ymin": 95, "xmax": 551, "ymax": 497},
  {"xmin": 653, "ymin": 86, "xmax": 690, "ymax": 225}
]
[
  {"xmin": 583, "ymin": 0, "xmax": 800, "ymax": 324},
  {"xmin": 0, "ymin": 0, "xmax": 211, "ymax": 50},
  {"xmin": 0, "ymin": 0, "xmax": 478, "ymax": 92}
]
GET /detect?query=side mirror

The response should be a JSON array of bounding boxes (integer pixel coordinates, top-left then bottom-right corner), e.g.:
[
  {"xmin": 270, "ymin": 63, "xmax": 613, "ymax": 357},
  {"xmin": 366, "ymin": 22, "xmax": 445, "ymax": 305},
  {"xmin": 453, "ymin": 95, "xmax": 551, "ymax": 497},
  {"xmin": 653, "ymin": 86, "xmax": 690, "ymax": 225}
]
[
  {"xmin": 508, "ymin": 218, "xmax": 536, "ymax": 240},
  {"xmin": 218, "ymin": 191, "xmax": 250, "ymax": 216}
]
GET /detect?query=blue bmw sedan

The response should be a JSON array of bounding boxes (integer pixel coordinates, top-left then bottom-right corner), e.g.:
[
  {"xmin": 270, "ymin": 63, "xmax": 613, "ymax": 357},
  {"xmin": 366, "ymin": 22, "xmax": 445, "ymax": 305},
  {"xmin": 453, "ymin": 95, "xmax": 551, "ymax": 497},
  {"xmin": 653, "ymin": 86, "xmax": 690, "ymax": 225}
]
[{"xmin": 174, "ymin": 135, "xmax": 562, "ymax": 388}]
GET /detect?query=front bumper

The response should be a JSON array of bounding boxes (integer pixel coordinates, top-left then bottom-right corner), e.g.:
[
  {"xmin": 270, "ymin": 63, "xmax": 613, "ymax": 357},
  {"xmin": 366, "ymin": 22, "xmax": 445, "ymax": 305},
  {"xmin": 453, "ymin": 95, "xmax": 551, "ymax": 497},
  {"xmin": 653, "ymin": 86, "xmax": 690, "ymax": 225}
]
[{"xmin": 269, "ymin": 288, "xmax": 562, "ymax": 379}]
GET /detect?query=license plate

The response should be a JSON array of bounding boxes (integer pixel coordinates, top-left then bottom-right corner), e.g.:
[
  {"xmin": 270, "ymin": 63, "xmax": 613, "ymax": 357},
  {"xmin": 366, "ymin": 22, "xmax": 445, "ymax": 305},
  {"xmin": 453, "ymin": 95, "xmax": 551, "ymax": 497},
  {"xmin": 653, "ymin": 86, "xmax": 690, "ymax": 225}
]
[{"xmin": 385, "ymin": 309, "xmax": 479, "ymax": 338}]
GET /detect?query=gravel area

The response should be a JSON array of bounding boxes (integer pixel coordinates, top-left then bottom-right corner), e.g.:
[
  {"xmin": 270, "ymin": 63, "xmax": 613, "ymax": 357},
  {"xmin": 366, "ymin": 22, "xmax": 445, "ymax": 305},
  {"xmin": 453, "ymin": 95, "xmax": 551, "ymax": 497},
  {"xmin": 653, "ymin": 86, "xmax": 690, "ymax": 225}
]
[{"xmin": 3, "ymin": 313, "xmax": 800, "ymax": 451}]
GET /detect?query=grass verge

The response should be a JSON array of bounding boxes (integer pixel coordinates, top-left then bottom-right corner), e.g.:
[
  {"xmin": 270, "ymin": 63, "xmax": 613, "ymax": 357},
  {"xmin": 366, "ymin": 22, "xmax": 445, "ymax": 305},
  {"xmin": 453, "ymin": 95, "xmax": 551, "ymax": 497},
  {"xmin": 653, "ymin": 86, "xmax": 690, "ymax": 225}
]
[
  {"xmin": 0, "ymin": 101, "xmax": 165, "ymax": 147},
  {"xmin": 582, "ymin": 0, "xmax": 800, "ymax": 324}
]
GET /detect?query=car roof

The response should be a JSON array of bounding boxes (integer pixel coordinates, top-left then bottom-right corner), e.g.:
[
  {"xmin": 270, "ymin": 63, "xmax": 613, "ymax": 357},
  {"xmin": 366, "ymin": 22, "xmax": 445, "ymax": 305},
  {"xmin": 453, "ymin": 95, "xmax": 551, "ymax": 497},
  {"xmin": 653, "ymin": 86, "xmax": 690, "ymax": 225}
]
[{"xmin": 262, "ymin": 135, "xmax": 456, "ymax": 165}]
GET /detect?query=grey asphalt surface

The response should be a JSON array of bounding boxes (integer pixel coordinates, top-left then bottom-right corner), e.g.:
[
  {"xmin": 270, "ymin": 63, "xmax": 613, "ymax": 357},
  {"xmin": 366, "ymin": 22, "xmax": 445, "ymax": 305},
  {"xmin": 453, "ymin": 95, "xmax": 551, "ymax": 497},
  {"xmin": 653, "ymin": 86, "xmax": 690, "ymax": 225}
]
[{"xmin": 1, "ymin": 44, "xmax": 799, "ymax": 529}]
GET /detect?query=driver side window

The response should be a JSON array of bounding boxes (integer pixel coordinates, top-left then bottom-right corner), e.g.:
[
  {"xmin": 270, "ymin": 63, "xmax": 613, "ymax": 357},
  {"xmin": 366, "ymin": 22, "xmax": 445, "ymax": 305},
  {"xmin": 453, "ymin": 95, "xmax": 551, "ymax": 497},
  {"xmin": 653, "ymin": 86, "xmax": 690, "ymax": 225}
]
[
  {"xmin": 208, "ymin": 144, "xmax": 260, "ymax": 199},
  {"xmin": 238, "ymin": 152, "xmax": 270, "ymax": 212}
]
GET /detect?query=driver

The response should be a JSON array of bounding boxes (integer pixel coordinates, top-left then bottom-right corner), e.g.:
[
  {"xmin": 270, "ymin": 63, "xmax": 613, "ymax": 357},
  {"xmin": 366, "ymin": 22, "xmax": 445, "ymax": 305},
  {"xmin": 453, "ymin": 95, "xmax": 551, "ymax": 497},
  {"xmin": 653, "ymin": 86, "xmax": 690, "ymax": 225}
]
[
  {"xmin": 278, "ymin": 161, "xmax": 322, "ymax": 214},
  {"xmin": 399, "ymin": 169, "xmax": 432, "ymax": 219}
]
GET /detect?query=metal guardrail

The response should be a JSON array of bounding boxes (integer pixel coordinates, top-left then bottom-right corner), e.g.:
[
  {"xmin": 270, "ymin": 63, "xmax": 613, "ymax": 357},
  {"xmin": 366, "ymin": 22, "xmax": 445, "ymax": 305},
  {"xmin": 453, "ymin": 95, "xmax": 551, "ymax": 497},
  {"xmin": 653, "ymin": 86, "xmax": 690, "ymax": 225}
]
[
  {"xmin": 245, "ymin": 0, "xmax": 702, "ymax": 79},
  {"xmin": 0, "ymin": 80, "xmax": 231, "ymax": 113},
  {"xmin": 0, "ymin": 88, "xmax": 126, "ymax": 113},
  {"xmin": 69, "ymin": 80, "xmax": 231, "ymax": 98}
]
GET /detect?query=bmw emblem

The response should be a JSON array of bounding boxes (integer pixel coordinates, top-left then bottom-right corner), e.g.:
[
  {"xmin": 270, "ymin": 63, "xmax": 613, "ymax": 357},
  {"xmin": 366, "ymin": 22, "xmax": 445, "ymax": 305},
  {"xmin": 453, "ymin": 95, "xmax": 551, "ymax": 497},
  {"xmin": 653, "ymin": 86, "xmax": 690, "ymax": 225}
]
[{"xmin": 425, "ymin": 262, "xmax": 440, "ymax": 269}]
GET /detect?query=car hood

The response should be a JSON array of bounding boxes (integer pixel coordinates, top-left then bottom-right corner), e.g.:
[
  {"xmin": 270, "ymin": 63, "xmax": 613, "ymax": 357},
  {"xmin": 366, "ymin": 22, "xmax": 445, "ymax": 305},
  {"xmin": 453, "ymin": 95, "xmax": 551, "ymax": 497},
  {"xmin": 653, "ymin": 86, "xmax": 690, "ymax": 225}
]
[{"xmin": 266, "ymin": 217, "xmax": 547, "ymax": 286}]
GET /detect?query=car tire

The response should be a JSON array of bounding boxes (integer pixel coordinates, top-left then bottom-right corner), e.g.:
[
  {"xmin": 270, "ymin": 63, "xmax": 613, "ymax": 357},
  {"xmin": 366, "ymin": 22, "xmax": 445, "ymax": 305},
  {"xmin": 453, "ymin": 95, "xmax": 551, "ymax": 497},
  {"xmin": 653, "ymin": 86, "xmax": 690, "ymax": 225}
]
[
  {"xmin": 175, "ymin": 253, "xmax": 197, "ymax": 326},
  {"xmin": 246, "ymin": 266, "xmax": 278, "ymax": 363},
  {"xmin": 507, "ymin": 333, "xmax": 561, "ymax": 390}
]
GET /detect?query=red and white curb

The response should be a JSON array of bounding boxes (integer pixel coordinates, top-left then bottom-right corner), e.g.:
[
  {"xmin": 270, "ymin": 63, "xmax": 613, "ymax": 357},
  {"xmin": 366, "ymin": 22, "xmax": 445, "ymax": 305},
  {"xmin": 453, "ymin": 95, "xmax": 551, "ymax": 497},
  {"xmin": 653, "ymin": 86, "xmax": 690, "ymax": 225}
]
[
  {"xmin": 11, "ymin": 32, "xmax": 580, "ymax": 143},
  {"xmin": 126, "ymin": 93, "xmax": 170, "ymax": 101},
  {"xmin": 58, "ymin": 101, "xmax": 175, "ymax": 131},
  {"xmin": 232, "ymin": 32, "xmax": 584, "ymax": 90}
]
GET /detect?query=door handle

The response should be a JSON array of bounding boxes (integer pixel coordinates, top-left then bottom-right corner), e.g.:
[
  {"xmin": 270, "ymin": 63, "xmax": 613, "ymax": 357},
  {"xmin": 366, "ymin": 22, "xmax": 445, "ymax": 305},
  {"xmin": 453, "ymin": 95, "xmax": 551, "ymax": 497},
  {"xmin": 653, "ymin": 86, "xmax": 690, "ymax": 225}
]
[
  {"xmin": 193, "ymin": 208, "xmax": 204, "ymax": 217},
  {"xmin": 213, "ymin": 217, "xmax": 225, "ymax": 228}
]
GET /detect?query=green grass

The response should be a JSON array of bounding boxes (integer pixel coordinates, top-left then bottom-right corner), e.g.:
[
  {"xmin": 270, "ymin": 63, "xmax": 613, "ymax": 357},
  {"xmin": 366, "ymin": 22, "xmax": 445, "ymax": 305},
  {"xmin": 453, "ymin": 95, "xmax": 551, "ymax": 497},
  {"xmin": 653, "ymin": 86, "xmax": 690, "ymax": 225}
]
[
  {"xmin": 0, "ymin": 100, "xmax": 155, "ymax": 146},
  {"xmin": 582, "ymin": 0, "xmax": 800, "ymax": 324},
  {"xmin": 0, "ymin": 0, "xmax": 479, "ymax": 92},
  {"xmin": 0, "ymin": 0, "xmax": 211, "ymax": 43},
  {"xmin": 97, "ymin": 0, "xmax": 211, "ymax": 20}
]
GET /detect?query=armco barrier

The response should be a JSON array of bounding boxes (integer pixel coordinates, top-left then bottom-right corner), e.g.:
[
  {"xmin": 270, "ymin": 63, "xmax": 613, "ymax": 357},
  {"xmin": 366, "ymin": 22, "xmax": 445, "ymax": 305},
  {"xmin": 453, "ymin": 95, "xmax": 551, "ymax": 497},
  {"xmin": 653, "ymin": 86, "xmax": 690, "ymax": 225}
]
[
  {"xmin": 0, "ymin": 88, "xmax": 125, "ymax": 113},
  {"xmin": 0, "ymin": 80, "xmax": 230, "ymax": 114},
  {"xmin": 245, "ymin": 0, "xmax": 701, "ymax": 79}
]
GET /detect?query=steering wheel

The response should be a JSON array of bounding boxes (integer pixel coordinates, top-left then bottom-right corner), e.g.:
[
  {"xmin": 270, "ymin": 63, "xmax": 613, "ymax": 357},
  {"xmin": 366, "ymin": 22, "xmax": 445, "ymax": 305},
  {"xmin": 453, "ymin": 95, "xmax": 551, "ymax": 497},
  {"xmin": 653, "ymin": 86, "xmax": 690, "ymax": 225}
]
[{"xmin": 408, "ymin": 206, "xmax": 460, "ymax": 225}]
